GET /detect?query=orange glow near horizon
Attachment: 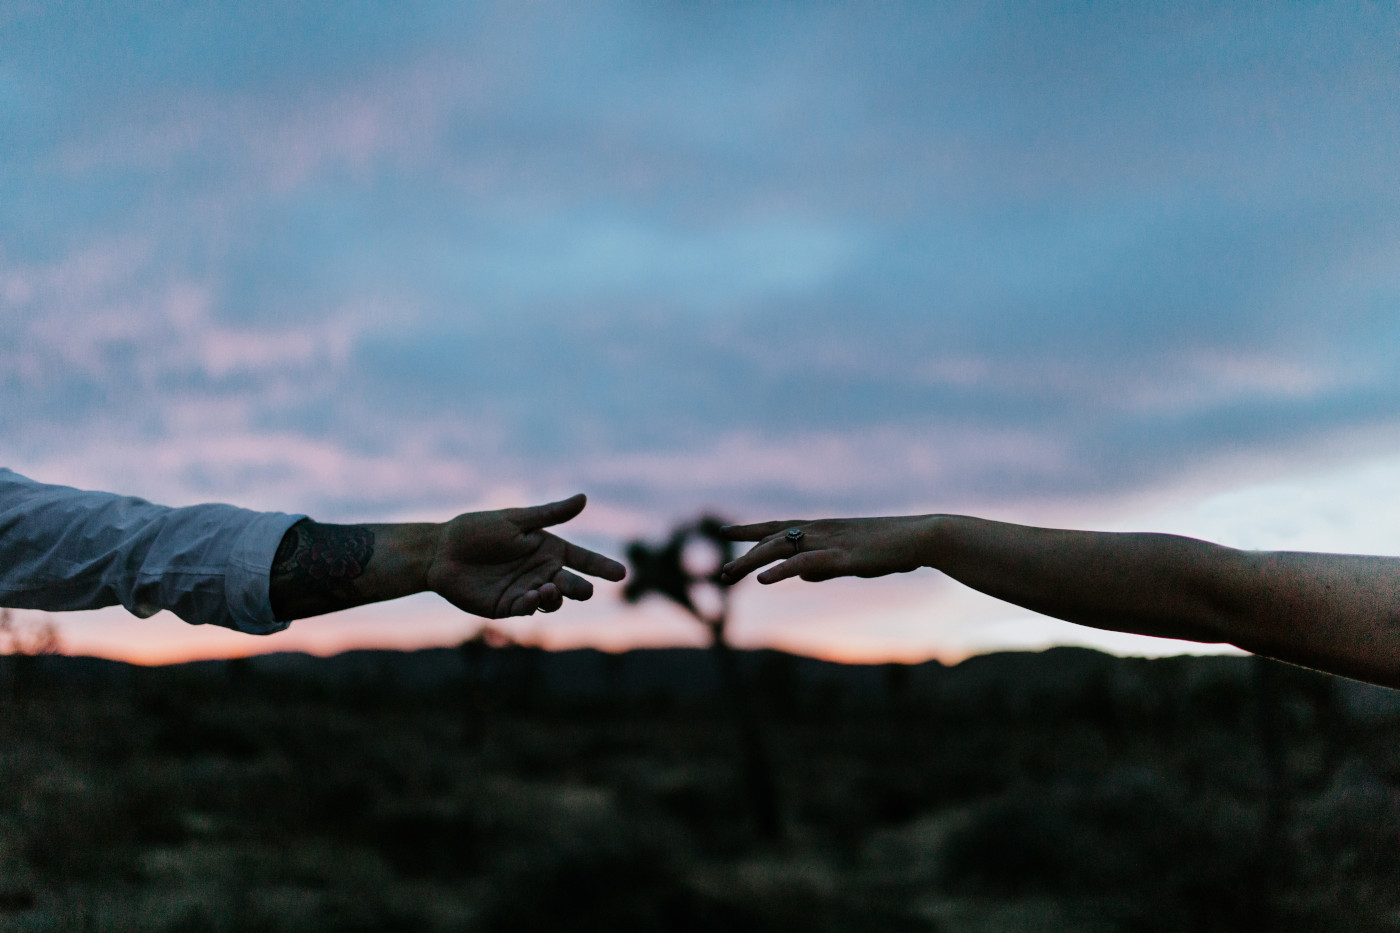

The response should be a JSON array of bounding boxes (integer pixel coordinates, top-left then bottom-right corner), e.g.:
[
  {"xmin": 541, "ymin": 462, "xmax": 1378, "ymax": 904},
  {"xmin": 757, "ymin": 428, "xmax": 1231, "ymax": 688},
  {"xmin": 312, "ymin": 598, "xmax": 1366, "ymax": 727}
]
[
  {"xmin": 18, "ymin": 573, "xmax": 1241, "ymax": 668},
  {"xmin": 44, "ymin": 617, "xmax": 983, "ymax": 669}
]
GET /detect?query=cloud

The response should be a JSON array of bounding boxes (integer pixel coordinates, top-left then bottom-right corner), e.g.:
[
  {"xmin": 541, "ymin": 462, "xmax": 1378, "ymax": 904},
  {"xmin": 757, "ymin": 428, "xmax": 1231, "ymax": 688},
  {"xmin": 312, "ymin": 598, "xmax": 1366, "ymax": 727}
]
[{"xmin": 54, "ymin": 56, "xmax": 475, "ymax": 191}]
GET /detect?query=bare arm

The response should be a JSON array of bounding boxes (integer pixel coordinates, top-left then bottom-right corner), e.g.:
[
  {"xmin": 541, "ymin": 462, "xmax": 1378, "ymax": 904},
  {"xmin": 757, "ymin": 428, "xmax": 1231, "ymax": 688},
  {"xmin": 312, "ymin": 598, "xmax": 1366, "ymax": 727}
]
[
  {"xmin": 270, "ymin": 494, "xmax": 626, "ymax": 622},
  {"xmin": 719, "ymin": 515, "xmax": 1400, "ymax": 688}
]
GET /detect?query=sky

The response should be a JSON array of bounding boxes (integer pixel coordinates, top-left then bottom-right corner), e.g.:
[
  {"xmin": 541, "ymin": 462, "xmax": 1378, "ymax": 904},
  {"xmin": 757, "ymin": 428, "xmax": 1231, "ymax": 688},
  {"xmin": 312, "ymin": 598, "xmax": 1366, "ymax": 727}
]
[{"xmin": 2, "ymin": 2, "xmax": 1399, "ymax": 664}]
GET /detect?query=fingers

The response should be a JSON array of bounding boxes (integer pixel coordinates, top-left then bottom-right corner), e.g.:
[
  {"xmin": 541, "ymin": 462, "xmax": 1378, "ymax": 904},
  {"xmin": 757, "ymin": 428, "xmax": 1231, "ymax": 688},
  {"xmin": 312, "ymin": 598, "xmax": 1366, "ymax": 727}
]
[
  {"xmin": 758, "ymin": 550, "xmax": 839, "ymax": 584},
  {"xmin": 513, "ymin": 493, "xmax": 588, "ymax": 531},
  {"xmin": 510, "ymin": 497, "xmax": 627, "ymax": 581},
  {"xmin": 720, "ymin": 534, "xmax": 801, "ymax": 584},
  {"xmin": 720, "ymin": 520, "xmax": 806, "ymax": 542},
  {"xmin": 537, "ymin": 582, "xmax": 563, "ymax": 613},
  {"xmin": 531, "ymin": 573, "xmax": 592, "ymax": 614},
  {"xmin": 552, "ymin": 568, "xmax": 595, "ymax": 601},
  {"xmin": 523, "ymin": 568, "xmax": 596, "ymax": 613},
  {"xmin": 501, "ymin": 569, "xmax": 597, "ymax": 618},
  {"xmin": 563, "ymin": 540, "xmax": 627, "ymax": 582},
  {"xmin": 507, "ymin": 589, "xmax": 541, "ymax": 616}
]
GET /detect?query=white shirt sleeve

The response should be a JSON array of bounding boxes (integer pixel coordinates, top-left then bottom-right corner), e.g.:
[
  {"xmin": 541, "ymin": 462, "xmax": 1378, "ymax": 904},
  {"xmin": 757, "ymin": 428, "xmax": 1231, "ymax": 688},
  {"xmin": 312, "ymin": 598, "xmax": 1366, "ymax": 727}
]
[{"xmin": 0, "ymin": 468, "xmax": 306, "ymax": 635}]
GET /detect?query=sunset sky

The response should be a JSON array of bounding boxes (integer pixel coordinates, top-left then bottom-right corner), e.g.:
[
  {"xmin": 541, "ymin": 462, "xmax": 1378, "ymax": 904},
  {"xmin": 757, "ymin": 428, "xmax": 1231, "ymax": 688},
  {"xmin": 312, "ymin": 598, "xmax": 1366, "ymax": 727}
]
[{"xmin": 3, "ymin": 3, "xmax": 1399, "ymax": 664}]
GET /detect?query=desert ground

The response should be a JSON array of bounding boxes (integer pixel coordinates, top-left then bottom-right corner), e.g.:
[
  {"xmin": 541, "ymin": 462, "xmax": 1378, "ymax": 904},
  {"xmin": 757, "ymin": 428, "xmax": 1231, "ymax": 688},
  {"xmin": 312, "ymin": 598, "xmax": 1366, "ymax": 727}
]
[{"xmin": 3, "ymin": 644, "xmax": 1400, "ymax": 932}]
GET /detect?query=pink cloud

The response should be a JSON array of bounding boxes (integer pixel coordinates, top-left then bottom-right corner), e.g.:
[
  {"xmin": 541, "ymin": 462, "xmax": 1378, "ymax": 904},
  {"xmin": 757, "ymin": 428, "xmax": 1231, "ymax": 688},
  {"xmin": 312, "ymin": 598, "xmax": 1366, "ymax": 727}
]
[
  {"xmin": 1112, "ymin": 350, "xmax": 1343, "ymax": 414},
  {"xmin": 16, "ymin": 429, "xmax": 489, "ymax": 517},
  {"xmin": 2, "ymin": 242, "xmax": 378, "ymax": 389},
  {"xmin": 559, "ymin": 426, "xmax": 1073, "ymax": 519},
  {"xmin": 57, "ymin": 55, "xmax": 491, "ymax": 192}
]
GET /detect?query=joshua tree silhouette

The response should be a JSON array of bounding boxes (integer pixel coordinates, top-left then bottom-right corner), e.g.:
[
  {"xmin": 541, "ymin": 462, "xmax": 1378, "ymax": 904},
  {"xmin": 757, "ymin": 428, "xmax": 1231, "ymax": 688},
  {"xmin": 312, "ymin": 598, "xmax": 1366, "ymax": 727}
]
[{"xmin": 623, "ymin": 516, "xmax": 782, "ymax": 840}]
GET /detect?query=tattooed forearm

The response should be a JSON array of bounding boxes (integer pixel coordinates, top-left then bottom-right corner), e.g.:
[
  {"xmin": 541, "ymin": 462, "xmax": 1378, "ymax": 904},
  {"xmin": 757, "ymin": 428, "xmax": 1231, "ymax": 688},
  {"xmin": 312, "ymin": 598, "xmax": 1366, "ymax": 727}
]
[
  {"xmin": 257, "ymin": 497, "xmax": 621, "ymax": 628},
  {"xmin": 269, "ymin": 520, "xmax": 376, "ymax": 621}
]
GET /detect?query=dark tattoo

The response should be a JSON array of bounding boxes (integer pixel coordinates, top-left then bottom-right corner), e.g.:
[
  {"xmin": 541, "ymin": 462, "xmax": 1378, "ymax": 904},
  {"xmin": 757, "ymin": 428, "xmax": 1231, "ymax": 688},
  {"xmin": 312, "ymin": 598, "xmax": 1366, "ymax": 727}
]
[{"xmin": 269, "ymin": 520, "xmax": 376, "ymax": 621}]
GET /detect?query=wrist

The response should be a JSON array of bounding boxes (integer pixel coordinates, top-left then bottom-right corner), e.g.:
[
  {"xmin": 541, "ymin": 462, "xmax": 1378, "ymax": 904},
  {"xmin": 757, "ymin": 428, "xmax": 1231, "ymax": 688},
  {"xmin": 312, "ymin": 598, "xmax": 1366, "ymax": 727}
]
[
  {"xmin": 916, "ymin": 514, "xmax": 954, "ymax": 570},
  {"xmin": 375, "ymin": 521, "xmax": 444, "ymax": 598},
  {"xmin": 412, "ymin": 522, "xmax": 447, "ymax": 594}
]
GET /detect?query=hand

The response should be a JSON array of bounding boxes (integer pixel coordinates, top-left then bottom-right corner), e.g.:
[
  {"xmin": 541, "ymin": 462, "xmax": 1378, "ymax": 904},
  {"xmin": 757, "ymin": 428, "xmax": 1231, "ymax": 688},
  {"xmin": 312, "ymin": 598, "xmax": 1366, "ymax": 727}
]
[
  {"xmin": 425, "ymin": 494, "xmax": 626, "ymax": 617},
  {"xmin": 718, "ymin": 515, "xmax": 938, "ymax": 585}
]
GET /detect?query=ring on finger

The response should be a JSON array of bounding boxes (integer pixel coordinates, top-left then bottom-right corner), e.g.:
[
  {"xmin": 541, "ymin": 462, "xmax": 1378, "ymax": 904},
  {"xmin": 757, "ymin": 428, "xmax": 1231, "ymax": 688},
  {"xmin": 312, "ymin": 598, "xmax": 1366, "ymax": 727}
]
[{"xmin": 785, "ymin": 528, "xmax": 805, "ymax": 552}]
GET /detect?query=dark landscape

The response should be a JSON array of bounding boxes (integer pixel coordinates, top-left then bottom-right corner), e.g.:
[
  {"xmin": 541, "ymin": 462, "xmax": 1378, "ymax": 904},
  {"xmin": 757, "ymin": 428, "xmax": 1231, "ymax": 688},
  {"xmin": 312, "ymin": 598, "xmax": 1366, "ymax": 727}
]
[{"xmin": 3, "ymin": 643, "xmax": 1400, "ymax": 932}]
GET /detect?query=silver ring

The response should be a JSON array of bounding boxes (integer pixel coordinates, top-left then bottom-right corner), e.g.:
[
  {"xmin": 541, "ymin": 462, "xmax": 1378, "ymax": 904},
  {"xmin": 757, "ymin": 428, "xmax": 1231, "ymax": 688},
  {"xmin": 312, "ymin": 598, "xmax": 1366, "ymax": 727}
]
[{"xmin": 785, "ymin": 528, "xmax": 805, "ymax": 551}]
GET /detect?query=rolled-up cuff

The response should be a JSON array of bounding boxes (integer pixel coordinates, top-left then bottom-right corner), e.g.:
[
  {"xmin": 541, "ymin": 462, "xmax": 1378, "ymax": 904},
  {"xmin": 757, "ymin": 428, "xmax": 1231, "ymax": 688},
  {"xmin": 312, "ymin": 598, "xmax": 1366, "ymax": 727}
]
[{"xmin": 226, "ymin": 511, "xmax": 307, "ymax": 635}]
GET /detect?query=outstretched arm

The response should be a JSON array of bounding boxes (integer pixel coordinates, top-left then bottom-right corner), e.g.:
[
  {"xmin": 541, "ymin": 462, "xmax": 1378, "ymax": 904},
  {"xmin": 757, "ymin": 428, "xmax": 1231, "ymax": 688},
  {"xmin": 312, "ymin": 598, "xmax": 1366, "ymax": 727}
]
[
  {"xmin": 270, "ymin": 494, "xmax": 626, "ymax": 622},
  {"xmin": 719, "ymin": 515, "xmax": 1400, "ymax": 688},
  {"xmin": 0, "ymin": 469, "xmax": 623, "ymax": 633}
]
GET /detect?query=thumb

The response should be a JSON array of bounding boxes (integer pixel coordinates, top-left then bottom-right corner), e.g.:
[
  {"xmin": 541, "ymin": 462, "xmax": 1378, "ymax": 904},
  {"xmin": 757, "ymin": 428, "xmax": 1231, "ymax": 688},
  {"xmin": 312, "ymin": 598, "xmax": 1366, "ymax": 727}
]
[{"xmin": 513, "ymin": 493, "xmax": 587, "ymax": 531}]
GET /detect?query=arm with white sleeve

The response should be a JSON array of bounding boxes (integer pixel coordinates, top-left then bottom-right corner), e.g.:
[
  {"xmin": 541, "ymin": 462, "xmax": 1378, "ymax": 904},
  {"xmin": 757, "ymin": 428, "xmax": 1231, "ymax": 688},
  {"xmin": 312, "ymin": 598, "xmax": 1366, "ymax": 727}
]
[
  {"xmin": 0, "ymin": 468, "xmax": 303, "ymax": 634},
  {"xmin": 0, "ymin": 468, "xmax": 625, "ymax": 635}
]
